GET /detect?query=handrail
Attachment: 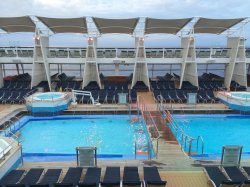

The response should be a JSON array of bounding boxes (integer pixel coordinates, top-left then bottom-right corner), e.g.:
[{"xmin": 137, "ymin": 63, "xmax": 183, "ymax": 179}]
[
  {"xmin": 9, "ymin": 116, "xmax": 21, "ymax": 131},
  {"xmin": 0, "ymin": 131, "xmax": 20, "ymax": 160},
  {"xmin": 72, "ymin": 89, "xmax": 96, "ymax": 105},
  {"xmin": 136, "ymin": 95, "xmax": 161, "ymax": 158},
  {"xmin": 159, "ymin": 104, "xmax": 205, "ymax": 156}
]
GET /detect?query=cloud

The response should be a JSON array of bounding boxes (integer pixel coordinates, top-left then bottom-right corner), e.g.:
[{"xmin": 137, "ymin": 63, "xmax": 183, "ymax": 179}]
[{"xmin": 0, "ymin": 0, "xmax": 249, "ymax": 46}]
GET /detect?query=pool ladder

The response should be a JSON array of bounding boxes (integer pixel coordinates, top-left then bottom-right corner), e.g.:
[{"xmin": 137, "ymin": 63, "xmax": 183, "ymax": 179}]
[{"xmin": 160, "ymin": 105, "xmax": 205, "ymax": 157}]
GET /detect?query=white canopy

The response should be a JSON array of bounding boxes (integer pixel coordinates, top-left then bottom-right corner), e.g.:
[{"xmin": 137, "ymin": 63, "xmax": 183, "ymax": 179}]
[
  {"xmin": 145, "ymin": 18, "xmax": 192, "ymax": 34},
  {"xmin": 0, "ymin": 16, "xmax": 35, "ymax": 33},
  {"xmin": 194, "ymin": 18, "xmax": 245, "ymax": 34},
  {"xmin": 93, "ymin": 17, "xmax": 139, "ymax": 34},
  {"xmin": 37, "ymin": 17, "xmax": 88, "ymax": 34}
]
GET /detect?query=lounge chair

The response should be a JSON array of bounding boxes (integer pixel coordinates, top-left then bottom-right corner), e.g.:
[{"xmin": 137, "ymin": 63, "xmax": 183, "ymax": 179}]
[
  {"xmin": 4, "ymin": 169, "xmax": 44, "ymax": 187},
  {"xmin": 204, "ymin": 166, "xmax": 240, "ymax": 187},
  {"xmin": 101, "ymin": 167, "xmax": 120, "ymax": 187},
  {"xmin": 18, "ymin": 168, "xmax": 44, "ymax": 185},
  {"xmin": 30, "ymin": 169, "xmax": 62, "ymax": 187},
  {"xmin": 143, "ymin": 167, "xmax": 166, "ymax": 187},
  {"xmin": 122, "ymin": 167, "xmax": 141, "ymax": 187},
  {"xmin": 78, "ymin": 167, "xmax": 101, "ymax": 187},
  {"xmin": 224, "ymin": 167, "xmax": 250, "ymax": 187},
  {"xmin": 54, "ymin": 167, "xmax": 82, "ymax": 187},
  {"xmin": 0, "ymin": 170, "xmax": 25, "ymax": 187}
]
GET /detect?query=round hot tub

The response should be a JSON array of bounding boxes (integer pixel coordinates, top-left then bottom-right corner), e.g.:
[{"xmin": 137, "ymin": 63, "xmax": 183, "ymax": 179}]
[
  {"xmin": 217, "ymin": 91, "xmax": 250, "ymax": 111},
  {"xmin": 26, "ymin": 92, "xmax": 72, "ymax": 114}
]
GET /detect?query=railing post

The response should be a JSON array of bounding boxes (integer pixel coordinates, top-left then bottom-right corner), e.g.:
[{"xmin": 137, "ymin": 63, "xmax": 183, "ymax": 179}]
[
  {"xmin": 188, "ymin": 139, "xmax": 193, "ymax": 156},
  {"xmin": 134, "ymin": 141, "xmax": 137, "ymax": 159}
]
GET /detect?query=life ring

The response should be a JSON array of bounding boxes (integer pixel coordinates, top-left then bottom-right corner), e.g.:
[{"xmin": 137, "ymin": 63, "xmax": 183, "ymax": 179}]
[{"xmin": 130, "ymin": 117, "xmax": 140, "ymax": 123}]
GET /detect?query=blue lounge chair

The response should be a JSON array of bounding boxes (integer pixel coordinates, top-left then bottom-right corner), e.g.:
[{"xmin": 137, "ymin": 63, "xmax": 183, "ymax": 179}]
[
  {"xmin": 204, "ymin": 167, "xmax": 240, "ymax": 187},
  {"xmin": 30, "ymin": 169, "xmax": 62, "ymax": 187},
  {"xmin": 224, "ymin": 167, "xmax": 250, "ymax": 187},
  {"xmin": 0, "ymin": 170, "xmax": 25, "ymax": 187},
  {"xmin": 101, "ymin": 167, "xmax": 120, "ymax": 187},
  {"xmin": 78, "ymin": 167, "xmax": 101, "ymax": 187},
  {"xmin": 122, "ymin": 167, "xmax": 141, "ymax": 187},
  {"xmin": 54, "ymin": 167, "xmax": 82, "ymax": 187},
  {"xmin": 19, "ymin": 168, "xmax": 44, "ymax": 185},
  {"xmin": 143, "ymin": 167, "xmax": 166, "ymax": 187}
]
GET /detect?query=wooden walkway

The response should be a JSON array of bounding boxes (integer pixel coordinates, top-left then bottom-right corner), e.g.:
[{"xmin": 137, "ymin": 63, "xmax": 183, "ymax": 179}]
[
  {"xmin": 137, "ymin": 92, "xmax": 199, "ymax": 171},
  {"xmin": 137, "ymin": 92, "xmax": 177, "ymax": 141}
]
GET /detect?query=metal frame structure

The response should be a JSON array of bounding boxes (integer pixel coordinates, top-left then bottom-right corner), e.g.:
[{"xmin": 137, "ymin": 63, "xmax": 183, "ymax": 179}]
[{"xmin": 0, "ymin": 16, "xmax": 249, "ymax": 90}]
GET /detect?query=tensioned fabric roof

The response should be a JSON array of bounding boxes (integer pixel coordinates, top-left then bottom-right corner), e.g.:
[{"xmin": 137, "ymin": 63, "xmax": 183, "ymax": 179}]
[
  {"xmin": 145, "ymin": 18, "xmax": 192, "ymax": 34},
  {"xmin": 93, "ymin": 17, "xmax": 139, "ymax": 34},
  {"xmin": 194, "ymin": 18, "xmax": 245, "ymax": 34},
  {"xmin": 37, "ymin": 17, "xmax": 87, "ymax": 34},
  {"xmin": 0, "ymin": 16, "xmax": 35, "ymax": 33}
]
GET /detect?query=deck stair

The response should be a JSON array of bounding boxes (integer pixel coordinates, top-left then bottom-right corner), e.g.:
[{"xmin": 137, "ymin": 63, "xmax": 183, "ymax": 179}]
[
  {"xmin": 137, "ymin": 92, "xmax": 177, "ymax": 142},
  {"xmin": 136, "ymin": 92, "xmax": 198, "ymax": 169}
]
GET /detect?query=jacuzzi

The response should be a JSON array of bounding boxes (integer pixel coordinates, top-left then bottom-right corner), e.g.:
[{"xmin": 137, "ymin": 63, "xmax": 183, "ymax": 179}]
[
  {"xmin": 217, "ymin": 91, "xmax": 250, "ymax": 111},
  {"xmin": 26, "ymin": 92, "xmax": 72, "ymax": 113}
]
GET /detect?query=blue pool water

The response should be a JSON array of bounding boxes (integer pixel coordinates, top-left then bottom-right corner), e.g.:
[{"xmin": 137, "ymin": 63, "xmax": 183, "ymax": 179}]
[
  {"xmin": 173, "ymin": 114, "xmax": 250, "ymax": 159},
  {"xmin": 35, "ymin": 92, "xmax": 64, "ymax": 100},
  {"xmin": 231, "ymin": 92, "xmax": 250, "ymax": 99},
  {"xmin": 16, "ymin": 115, "xmax": 149, "ymax": 161}
]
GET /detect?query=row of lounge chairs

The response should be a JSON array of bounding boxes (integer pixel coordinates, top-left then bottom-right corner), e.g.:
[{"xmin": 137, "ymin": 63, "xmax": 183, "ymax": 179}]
[
  {"xmin": 205, "ymin": 166, "xmax": 250, "ymax": 187},
  {"xmin": 76, "ymin": 89, "xmax": 137, "ymax": 104},
  {"xmin": 1, "ymin": 81, "xmax": 31, "ymax": 91},
  {"xmin": 0, "ymin": 167, "xmax": 166, "ymax": 187},
  {"xmin": 0, "ymin": 90, "xmax": 35, "ymax": 104},
  {"xmin": 154, "ymin": 89, "xmax": 218, "ymax": 104}
]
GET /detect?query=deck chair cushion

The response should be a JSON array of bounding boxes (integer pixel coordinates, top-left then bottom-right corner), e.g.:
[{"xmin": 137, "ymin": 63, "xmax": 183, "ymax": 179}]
[
  {"xmin": 5, "ymin": 184, "xmax": 26, "ymax": 187},
  {"xmin": 221, "ymin": 180, "xmax": 242, "ymax": 186},
  {"xmin": 147, "ymin": 181, "xmax": 167, "ymax": 185},
  {"xmin": 54, "ymin": 183, "xmax": 73, "ymax": 187},
  {"xmin": 123, "ymin": 181, "xmax": 141, "ymax": 185},
  {"xmin": 101, "ymin": 181, "xmax": 120, "ymax": 186},
  {"xmin": 78, "ymin": 182, "xmax": 97, "ymax": 187},
  {"xmin": 29, "ymin": 185, "xmax": 50, "ymax": 187}
]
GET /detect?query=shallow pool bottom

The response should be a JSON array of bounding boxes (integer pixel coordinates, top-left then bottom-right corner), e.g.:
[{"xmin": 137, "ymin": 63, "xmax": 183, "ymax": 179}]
[
  {"xmin": 173, "ymin": 114, "xmax": 250, "ymax": 160},
  {"xmin": 14, "ymin": 115, "xmax": 150, "ymax": 162}
]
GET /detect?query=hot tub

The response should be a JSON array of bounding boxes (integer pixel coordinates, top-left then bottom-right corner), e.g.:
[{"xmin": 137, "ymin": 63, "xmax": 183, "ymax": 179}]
[
  {"xmin": 217, "ymin": 91, "xmax": 250, "ymax": 111},
  {"xmin": 26, "ymin": 92, "xmax": 72, "ymax": 113}
]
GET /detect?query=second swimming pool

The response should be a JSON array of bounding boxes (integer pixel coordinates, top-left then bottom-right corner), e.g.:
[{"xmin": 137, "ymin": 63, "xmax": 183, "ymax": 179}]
[
  {"xmin": 173, "ymin": 114, "xmax": 250, "ymax": 159},
  {"xmin": 15, "ymin": 115, "xmax": 150, "ymax": 161}
]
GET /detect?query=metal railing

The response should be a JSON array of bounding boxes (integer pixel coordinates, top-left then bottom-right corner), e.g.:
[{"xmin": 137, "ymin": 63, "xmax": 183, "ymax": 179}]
[
  {"xmin": 0, "ymin": 124, "xmax": 21, "ymax": 160},
  {"xmin": 136, "ymin": 95, "xmax": 161, "ymax": 159},
  {"xmin": 163, "ymin": 108, "xmax": 205, "ymax": 156}
]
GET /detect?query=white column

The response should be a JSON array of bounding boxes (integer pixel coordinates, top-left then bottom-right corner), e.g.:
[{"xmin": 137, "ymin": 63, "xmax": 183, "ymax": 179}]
[
  {"xmin": 31, "ymin": 30, "xmax": 51, "ymax": 90},
  {"xmin": 224, "ymin": 37, "xmax": 245, "ymax": 89},
  {"xmin": 131, "ymin": 37, "xmax": 150, "ymax": 89},
  {"xmin": 232, "ymin": 38, "xmax": 247, "ymax": 87},
  {"xmin": 82, "ymin": 37, "xmax": 101, "ymax": 89},
  {"xmin": 179, "ymin": 36, "xmax": 198, "ymax": 89},
  {"xmin": 0, "ymin": 64, "xmax": 3, "ymax": 88}
]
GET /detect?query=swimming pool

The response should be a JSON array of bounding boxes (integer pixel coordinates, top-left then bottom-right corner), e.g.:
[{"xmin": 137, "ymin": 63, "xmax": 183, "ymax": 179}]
[
  {"xmin": 173, "ymin": 114, "xmax": 250, "ymax": 159},
  {"xmin": 13, "ymin": 115, "xmax": 151, "ymax": 161}
]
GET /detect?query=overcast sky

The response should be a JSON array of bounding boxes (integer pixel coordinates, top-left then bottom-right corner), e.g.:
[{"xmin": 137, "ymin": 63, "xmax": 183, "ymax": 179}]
[{"xmin": 0, "ymin": 0, "xmax": 250, "ymax": 47}]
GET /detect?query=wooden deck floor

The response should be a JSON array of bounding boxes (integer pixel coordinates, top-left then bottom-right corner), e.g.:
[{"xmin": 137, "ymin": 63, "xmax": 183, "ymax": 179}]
[{"xmin": 160, "ymin": 171, "xmax": 212, "ymax": 187}]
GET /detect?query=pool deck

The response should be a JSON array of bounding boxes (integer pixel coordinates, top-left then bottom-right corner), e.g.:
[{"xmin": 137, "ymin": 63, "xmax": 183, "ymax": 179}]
[{"xmin": 0, "ymin": 102, "xmax": 247, "ymax": 187}]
